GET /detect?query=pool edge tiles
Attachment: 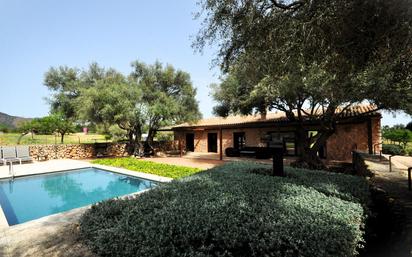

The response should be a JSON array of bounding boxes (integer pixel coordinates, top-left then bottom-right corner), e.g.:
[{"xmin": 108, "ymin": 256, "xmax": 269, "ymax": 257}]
[
  {"xmin": 0, "ymin": 204, "xmax": 9, "ymax": 228},
  {"xmin": 0, "ymin": 167, "xmax": 165, "ymax": 227}
]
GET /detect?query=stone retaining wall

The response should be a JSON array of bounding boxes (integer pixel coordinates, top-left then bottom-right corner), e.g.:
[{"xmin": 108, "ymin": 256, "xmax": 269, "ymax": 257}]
[
  {"xmin": 25, "ymin": 141, "xmax": 177, "ymax": 160},
  {"xmin": 28, "ymin": 143, "xmax": 128, "ymax": 160}
]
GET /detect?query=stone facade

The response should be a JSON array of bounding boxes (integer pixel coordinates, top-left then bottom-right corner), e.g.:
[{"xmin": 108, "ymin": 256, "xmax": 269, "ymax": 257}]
[
  {"xmin": 28, "ymin": 143, "xmax": 128, "ymax": 160},
  {"xmin": 174, "ymin": 117, "xmax": 381, "ymax": 162}
]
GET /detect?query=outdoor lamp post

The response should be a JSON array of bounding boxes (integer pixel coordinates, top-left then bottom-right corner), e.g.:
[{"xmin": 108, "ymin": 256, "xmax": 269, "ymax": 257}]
[{"xmin": 268, "ymin": 140, "xmax": 284, "ymax": 177}]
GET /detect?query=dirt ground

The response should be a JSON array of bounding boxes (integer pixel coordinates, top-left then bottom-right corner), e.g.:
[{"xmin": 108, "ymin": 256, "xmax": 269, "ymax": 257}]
[{"xmin": 361, "ymin": 156, "xmax": 412, "ymax": 257}]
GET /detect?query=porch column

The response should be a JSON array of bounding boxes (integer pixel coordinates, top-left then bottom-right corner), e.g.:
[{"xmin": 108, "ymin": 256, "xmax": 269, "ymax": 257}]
[{"xmin": 219, "ymin": 127, "xmax": 223, "ymax": 160}]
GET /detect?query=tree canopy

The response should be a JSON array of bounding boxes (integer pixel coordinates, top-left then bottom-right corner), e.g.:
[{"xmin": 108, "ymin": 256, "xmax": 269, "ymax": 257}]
[
  {"xmin": 44, "ymin": 61, "xmax": 201, "ymax": 154},
  {"xmin": 382, "ymin": 126, "xmax": 412, "ymax": 149},
  {"xmin": 196, "ymin": 0, "xmax": 412, "ymax": 168},
  {"xmin": 17, "ymin": 113, "xmax": 76, "ymax": 144},
  {"xmin": 130, "ymin": 61, "xmax": 201, "ymax": 152}
]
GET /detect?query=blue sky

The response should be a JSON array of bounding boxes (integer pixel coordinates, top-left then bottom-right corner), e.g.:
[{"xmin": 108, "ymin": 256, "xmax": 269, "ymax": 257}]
[{"xmin": 0, "ymin": 0, "xmax": 410, "ymax": 126}]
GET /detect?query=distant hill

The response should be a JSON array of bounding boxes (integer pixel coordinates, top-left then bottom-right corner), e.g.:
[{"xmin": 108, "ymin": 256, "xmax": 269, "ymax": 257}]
[{"xmin": 0, "ymin": 112, "xmax": 32, "ymax": 129}]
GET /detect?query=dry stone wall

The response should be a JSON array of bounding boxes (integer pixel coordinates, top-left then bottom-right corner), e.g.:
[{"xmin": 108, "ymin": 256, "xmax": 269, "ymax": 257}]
[{"xmin": 28, "ymin": 143, "xmax": 129, "ymax": 160}]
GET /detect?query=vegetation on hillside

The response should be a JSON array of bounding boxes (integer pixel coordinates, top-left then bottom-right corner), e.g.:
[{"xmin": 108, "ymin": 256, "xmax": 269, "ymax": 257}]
[{"xmin": 0, "ymin": 112, "xmax": 31, "ymax": 130}]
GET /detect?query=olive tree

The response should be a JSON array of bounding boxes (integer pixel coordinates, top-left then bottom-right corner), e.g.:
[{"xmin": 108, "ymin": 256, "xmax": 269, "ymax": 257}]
[{"xmin": 196, "ymin": 0, "xmax": 412, "ymax": 168}]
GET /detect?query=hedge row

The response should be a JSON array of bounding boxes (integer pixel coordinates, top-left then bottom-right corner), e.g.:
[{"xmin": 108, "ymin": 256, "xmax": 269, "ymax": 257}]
[
  {"xmin": 80, "ymin": 162, "xmax": 368, "ymax": 257},
  {"xmin": 382, "ymin": 144, "xmax": 406, "ymax": 156},
  {"xmin": 220, "ymin": 161, "xmax": 370, "ymax": 206}
]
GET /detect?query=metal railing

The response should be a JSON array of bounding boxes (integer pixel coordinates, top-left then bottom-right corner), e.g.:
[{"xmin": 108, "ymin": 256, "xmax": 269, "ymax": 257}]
[
  {"xmin": 373, "ymin": 142, "xmax": 383, "ymax": 158},
  {"xmin": 8, "ymin": 161, "xmax": 15, "ymax": 180}
]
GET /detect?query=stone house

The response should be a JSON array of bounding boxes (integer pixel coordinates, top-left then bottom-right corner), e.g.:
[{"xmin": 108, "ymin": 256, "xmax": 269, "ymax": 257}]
[{"xmin": 169, "ymin": 105, "xmax": 381, "ymax": 161}]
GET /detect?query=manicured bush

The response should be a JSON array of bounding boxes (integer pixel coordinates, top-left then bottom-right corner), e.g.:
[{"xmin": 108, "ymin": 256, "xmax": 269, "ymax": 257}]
[
  {"xmin": 80, "ymin": 163, "xmax": 366, "ymax": 257},
  {"xmin": 220, "ymin": 161, "xmax": 370, "ymax": 206},
  {"xmin": 406, "ymin": 147, "xmax": 412, "ymax": 156},
  {"xmin": 91, "ymin": 157, "xmax": 202, "ymax": 179},
  {"xmin": 285, "ymin": 166, "xmax": 370, "ymax": 206},
  {"xmin": 382, "ymin": 144, "xmax": 405, "ymax": 156}
]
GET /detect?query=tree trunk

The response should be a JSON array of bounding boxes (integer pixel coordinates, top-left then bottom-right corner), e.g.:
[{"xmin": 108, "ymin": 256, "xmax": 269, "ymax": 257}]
[
  {"xmin": 126, "ymin": 130, "xmax": 135, "ymax": 155},
  {"xmin": 17, "ymin": 132, "xmax": 28, "ymax": 145},
  {"xmin": 292, "ymin": 126, "xmax": 331, "ymax": 170},
  {"xmin": 133, "ymin": 133, "xmax": 143, "ymax": 157},
  {"xmin": 60, "ymin": 133, "xmax": 65, "ymax": 144},
  {"xmin": 143, "ymin": 128, "xmax": 157, "ymax": 155}
]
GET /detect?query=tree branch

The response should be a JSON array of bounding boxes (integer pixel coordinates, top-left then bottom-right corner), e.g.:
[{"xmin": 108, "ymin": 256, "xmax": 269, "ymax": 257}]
[{"xmin": 269, "ymin": 0, "xmax": 306, "ymax": 10}]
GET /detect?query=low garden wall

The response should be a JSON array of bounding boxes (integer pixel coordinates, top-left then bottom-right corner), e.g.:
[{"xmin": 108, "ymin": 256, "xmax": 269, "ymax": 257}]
[
  {"xmin": 28, "ymin": 143, "xmax": 128, "ymax": 160},
  {"xmin": 27, "ymin": 141, "xmax": 178, "ymax": 160}
]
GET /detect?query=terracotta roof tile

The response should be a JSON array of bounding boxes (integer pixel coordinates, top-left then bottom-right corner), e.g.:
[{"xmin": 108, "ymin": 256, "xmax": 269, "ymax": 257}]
[{"xmin": 172, "ymin": 104, "xmax": 379, "ymax": 129}]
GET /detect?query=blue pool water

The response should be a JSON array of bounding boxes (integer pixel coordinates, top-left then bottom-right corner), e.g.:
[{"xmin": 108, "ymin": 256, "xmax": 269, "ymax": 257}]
[{"xmin": 0, "ymin": 167, "xmax": 156, "ymax": 225}]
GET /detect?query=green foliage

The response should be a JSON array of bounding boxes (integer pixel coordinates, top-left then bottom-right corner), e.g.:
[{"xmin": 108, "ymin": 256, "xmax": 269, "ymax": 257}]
[
  {"xmin": 91, "ymin": 158, "xmax": 202, "ymax": 179},
  {"xmin": 0, "ymin": 123, "xmax": 12, "ymax": 133},
  {"xmin": 16, "ymin": 114, "xmax": 76, "ymax": 144},
  {"xmin": 130, "ymin": 61, "xmax": 202, "ymax": 150},
  {"xmin": 196, "ymin": 0, "xmax": 412, "ymax": 167},
  {"xmin": 406, "ymin": 148, "xmax": 412, "ymax": 156},
  {"xmin": 382, "ymin": 127, "xmax": 412, "ymax": 149},
  {"xmin": 80, "ymin": 162, "xmax": 367, "ymax": 257},
  {"xmin": 75, "ymin": 73, "xmax": 146, "ymax": 151},
  {"xmin": 0, "ymin": 132, "xmax": 107, "ymax": 145},
  {"xmin": 382, "ymin": 144, "xmax": 406, "ymax": 156},
  {"xmin": 217, "ymin": 161, "xmax": 370, "ymax": 206},
  {"xmin": 155, "ymin": 131, "xmax": 174, "ymax": 141},
  {"xmin": 45, "ymin": 61, "xmax": 201, "ymax": 154},
  {"xmin": 107, "ymin": 125, "xmax": 128, "ymax": 142}
]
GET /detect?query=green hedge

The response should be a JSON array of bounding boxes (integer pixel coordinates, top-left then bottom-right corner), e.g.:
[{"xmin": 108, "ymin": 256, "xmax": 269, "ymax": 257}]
[
  {"xmin": 80, "ymin": 162, "xmax": 367, "ymax": 257},
  {"xmin": 91, "ymin": 157, "xmax": 202, "ymax": 179},
  {"xmin": 216, "ymin": 161, "xmax": 370, "ymax": 206},
  {"xmin": 382, "ymin": 144, "xmax": 405, "ymax": 156}
]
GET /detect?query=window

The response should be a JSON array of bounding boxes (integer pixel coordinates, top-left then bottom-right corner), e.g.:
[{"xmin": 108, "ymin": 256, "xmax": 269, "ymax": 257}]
[
  {"xmin": 233, "ymin": 132, "xmax": 246, "ymax": 149},
  {"xmin": 268, "ymin": 132, "xmax": 296, "ymax": 156}
]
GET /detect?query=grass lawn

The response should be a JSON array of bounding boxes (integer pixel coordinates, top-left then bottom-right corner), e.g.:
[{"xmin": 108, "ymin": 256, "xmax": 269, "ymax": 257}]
[
  {"xmin": 0, "ymin": 132, "xmax": 108, "ymax": 145},
  {"xmin": 91, "ymin": 157, "xmax": 203, "ymax": 179}
]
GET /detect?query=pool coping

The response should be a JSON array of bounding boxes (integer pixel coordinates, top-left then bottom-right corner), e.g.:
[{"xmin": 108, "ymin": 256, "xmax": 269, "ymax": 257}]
[{"xmin": 0, "ymin": 160, "xmax": 172, "ymax": 230}]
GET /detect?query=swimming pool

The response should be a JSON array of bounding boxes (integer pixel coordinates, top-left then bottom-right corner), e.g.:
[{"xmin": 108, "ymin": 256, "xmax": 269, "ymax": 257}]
[{"xmin": 0, "ymin": 167, "xmax": 156, "ymax": 225}]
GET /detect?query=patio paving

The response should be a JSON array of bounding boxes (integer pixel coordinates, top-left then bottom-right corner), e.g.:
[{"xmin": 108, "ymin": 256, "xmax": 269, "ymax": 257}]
[
  {"xmin": 391, "ymin": 155, "xmax": 412, "ymax": 170},
  {"xmin": 148, "ymin": 152, "xmax": 296, "ymax": 168},
  {"xmin": 0, "ymin": 155, "xmax": 293, "ymax": 256},
  {"xmin": 0, "ymin": 159, "xmax": 171, "ymax": 257},
  {"xmin": 141, "ymin": 155, "xmax": 226, "ymax": 169},
  {"xmin": 0, "ymin": 207, "xmax": 95, "ymax": 257}
]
